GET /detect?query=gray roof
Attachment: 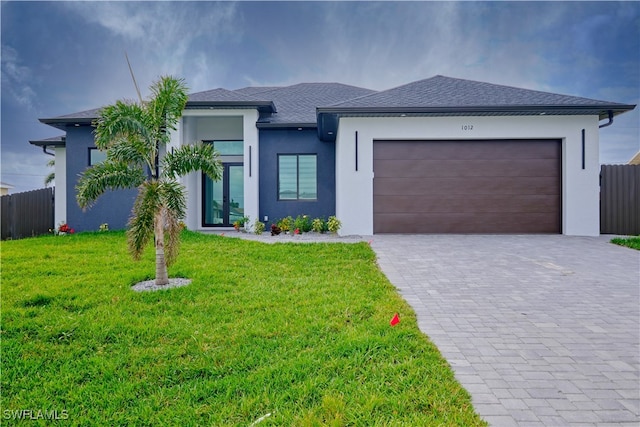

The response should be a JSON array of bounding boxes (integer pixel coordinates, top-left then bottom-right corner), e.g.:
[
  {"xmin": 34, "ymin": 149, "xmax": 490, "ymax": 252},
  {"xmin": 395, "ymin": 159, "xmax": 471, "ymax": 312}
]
[
  {"xmin": 187, "ymin": 88, "xmax": 276, "ymax": 113},
  {"xmin": 234, "ymin": 86, "xmax": 283, "ymax": 96},
  {"xmin": 254, "ymin": 83, "xmax": 377, "ymax": 126},
  {"xmin": 29, "ymin": 135, "xmax": 66, "ymax": 148},
  {"xmin": 322, "ymin": 75, "xmax": 633, "ymax": 116},
  {"xmin": 37, "ymin": 75, "xmax": 634, "ymax": 136}
]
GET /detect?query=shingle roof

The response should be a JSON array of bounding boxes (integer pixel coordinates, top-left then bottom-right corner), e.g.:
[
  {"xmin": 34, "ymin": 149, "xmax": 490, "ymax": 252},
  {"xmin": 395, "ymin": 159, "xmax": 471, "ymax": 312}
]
[
  {"xmin": 316, "ymin": 75, "xmax": 636, "ymax": 141},
  {"xmin": 254, "ymin": 83, "xmax": 376, "ymax": 126},
  {"xmin": 234, "ymin": 86, "xmax": 283, "ymax": 96},
  {"xmin": 327, "ymin": 75, "xmax": 628, "ymax": 109},
  {"xmin": 188, "ymin": 87, "xmax": 271, "ymax": 103},
  {"xmin": 53, "ymin": 107, "xmax": 103, "ymax": 119},
  {"xmin": 29, "ymin": 135, "xmax": 66, "ymax": 148},
  {"xmin": 37, "ymin": 75, "xmax": 634, "ymax": 136}
]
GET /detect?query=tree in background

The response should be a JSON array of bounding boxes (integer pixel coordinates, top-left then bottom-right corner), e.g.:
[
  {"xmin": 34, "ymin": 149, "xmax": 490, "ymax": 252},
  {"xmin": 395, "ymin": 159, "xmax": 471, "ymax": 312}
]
[
  {"xmin": 76, "ymin": 76, "xmax": 222, "ymax": 285},
  {"xmin": 44, "ymin": 159, "xmax": 55, "ymax": 187}
]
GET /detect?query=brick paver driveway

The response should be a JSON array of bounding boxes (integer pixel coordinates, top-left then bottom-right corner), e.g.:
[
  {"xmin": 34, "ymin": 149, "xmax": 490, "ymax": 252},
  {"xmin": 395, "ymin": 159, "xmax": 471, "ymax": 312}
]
[{"xmin": 371, "ymin": 235, "xmax": 639, "ymax": 426}]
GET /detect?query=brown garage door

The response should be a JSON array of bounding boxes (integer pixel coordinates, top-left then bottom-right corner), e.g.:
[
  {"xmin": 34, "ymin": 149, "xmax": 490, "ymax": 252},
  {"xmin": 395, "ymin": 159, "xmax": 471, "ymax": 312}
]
[{"xmin": 373, "ymin": 140, "xmax": 561, "ymax": 233}]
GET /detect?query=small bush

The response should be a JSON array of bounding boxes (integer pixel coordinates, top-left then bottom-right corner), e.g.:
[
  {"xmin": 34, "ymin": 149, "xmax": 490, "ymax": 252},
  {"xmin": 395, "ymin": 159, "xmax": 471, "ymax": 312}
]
[
  {"xmin": 278, "ymin": 216, "xmax": 293, "ymax": 233},
  {"xmin": 253, "ymin": 219, "xmax": 265, "ymax": 235},
  {"xmin": 294, "ymin": 215, "xmax": 312, "ymax": 233},
  {"xmin": 312, "ymin": 218, "xmax": 326, "ymax": 233},
  {"xmin": 327, "ymin": 216, "xmax": 341, "ymax": 233}
]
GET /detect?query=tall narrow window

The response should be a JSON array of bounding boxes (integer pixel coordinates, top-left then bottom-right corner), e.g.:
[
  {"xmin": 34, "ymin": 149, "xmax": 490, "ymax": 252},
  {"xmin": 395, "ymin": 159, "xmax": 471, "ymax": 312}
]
[{"xmin": 278, "ymin": 154, "xmax": 317, "ymax": 200}]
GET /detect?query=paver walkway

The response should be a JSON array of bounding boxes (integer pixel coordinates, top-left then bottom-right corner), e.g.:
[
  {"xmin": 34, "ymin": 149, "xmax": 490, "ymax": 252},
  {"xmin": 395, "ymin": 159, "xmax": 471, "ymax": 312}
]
[{"xmin": 371, "ymin": 235, "xmax": 639, "ymax": 426}]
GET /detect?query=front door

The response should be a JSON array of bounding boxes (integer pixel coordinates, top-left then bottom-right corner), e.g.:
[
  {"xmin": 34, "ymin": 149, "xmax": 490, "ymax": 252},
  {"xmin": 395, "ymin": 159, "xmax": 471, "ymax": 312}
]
[{"xmin": 202, "ymin": 163, "xmax": 244, "ymax": 227}]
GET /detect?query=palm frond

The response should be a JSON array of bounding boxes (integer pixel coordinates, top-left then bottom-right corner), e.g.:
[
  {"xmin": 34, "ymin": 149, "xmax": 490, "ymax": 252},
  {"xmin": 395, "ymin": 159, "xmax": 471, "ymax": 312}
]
[
  {"xmin": 107, "ymin": 135, "xmax": 150, "ymax": 167},
  {"xmin": 159, "ymin": 180, "xmax": 187, "ymax": 220},
  {"xmin": 159, "ymin": 180, "xmax": 186, "ymax": 265},
  {"xmin": 148, "ymin": 76, "xmax": 189, "ymax": 136},
  {"xmin": 162, "ymin": 143, "xmax": 223, "ymax": 181},
  {"xmin": 44, "ymin": 172, "xmax": 55, "ymax": 187},
  {"xmin": 93, "ymin": 101, "xmax": 154, "ymax": 151},
  {"xmin": 76, "ymin": 161, "xmax": 146, "ymax": 209},
  {"xmin": 127, "ymin": 181, "xmax": 161, "ymax": 260}
]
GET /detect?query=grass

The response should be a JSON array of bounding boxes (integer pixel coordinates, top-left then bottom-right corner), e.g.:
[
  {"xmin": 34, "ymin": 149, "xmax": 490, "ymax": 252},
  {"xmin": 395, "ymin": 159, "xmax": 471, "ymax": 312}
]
[
  {"xmin": 611, "ymin": 236, "xmax": 640, "ymax": 250},
  {"xmin": 1, "ymin": 231, "xmax": 486, "ymax": 426}
]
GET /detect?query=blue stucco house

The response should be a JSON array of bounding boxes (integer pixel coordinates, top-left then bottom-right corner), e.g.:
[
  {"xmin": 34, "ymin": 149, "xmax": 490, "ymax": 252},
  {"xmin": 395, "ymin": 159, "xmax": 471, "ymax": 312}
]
[{"xmin": 30, "ymin": 76, "xmax": 634, "ymax": 236}]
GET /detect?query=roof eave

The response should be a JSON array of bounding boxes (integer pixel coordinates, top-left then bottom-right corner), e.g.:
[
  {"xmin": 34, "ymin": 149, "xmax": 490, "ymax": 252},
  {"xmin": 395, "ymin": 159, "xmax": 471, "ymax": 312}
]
[
  {"xmin": 185, "ymin": 100, "xmax": 276, "ymax": 114},
  {"xmin": 29, "ymin": 137, "xmax": 66, "ymax": 148},
  {"xmin": 317, "ymin": 104, "xmax": 636, "ymax": 118},
  {"xmin": 256, "ymin": 122, "xmax": 317, "ymax": 129},
  {"xmin": 38, "ymin": 117, "xmax": 95, "ymax": 131},
  {"xmin": 316, "ymin": 104, "xmax": 637, "ymax": 142}
]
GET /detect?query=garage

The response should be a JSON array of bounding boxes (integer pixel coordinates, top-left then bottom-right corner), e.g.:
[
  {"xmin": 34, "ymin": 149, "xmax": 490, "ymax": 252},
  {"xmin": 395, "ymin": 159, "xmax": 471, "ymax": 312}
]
[{"xmin": 373, "ymin": 139, "xmax": 561, "ymax": 233}]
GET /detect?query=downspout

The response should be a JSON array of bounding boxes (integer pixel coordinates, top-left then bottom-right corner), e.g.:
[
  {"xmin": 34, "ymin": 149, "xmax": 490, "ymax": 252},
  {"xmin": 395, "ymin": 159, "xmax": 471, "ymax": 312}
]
[
  {"xmin": 599, "ymin": 110, "xmax": 614, "ymax": 128},
  {"xmin": 42, "ymin": 146, "xmax": 55, "ymax": 156}
]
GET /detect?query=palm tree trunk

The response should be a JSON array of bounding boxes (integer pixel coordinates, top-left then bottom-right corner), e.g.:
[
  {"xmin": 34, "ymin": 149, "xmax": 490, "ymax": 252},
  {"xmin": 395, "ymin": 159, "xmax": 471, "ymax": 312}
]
[{"xmin": 154, "ymin": 210, "xmax": 169, "ymax": 286}]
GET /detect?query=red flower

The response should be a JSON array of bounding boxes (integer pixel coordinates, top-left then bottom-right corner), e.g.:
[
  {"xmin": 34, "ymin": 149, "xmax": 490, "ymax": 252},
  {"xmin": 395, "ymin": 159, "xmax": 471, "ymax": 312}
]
[
  {"xmin": 69, "ymin": 229, "xmax": 75, "ymax": 234},
  {"xmin": 294, "ymin": 228, "xmax": 300, "ymax": 234}
]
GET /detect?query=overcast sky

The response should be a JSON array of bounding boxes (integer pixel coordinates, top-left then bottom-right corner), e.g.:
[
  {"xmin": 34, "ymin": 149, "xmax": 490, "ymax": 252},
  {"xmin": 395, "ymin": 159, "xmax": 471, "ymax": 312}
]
[{"xmin": 2, "ymin": 1, "xmax": 638, "ymax": 194}]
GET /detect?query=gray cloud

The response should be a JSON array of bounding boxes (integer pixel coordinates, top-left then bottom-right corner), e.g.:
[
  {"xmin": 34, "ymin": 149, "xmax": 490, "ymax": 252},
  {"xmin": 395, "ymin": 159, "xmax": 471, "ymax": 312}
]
[{"xmin": 1, "ymin": 45, "xmax": 38, "ymax": 110}]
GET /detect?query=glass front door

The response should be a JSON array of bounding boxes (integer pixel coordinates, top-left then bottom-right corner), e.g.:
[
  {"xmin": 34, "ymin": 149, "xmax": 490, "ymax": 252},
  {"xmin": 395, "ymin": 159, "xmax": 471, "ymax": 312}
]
[{"xmin": 203, "ymin": 163, "xmax": 244, "ymax": 227}]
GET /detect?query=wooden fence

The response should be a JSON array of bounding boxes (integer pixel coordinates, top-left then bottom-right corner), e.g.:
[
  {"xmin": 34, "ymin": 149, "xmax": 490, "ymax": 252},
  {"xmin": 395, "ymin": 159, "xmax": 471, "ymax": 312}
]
[
  {"xmin": 600, "ymin": 164, "xmax": 640, "ymax": 235},
  {"xmin": 1, "ymin": 187, "xmax": 55, "ymax": 240}
]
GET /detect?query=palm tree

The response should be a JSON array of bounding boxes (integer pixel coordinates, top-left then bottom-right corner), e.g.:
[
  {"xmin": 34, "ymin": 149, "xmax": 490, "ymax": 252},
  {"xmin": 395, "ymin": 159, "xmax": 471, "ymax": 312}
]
[
  {"xmin": 76, "ymin": 76, "xmax": 222, "ymax": 285},
  {"xmin": 44, "ymin": 159, "xmax": 55, "ymax": 187}
]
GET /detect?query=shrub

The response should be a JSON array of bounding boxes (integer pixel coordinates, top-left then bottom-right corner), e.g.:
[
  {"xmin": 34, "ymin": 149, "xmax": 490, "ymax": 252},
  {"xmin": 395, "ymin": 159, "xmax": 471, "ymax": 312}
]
[
  {"xmin": 327, "ymin": 216, "xmax": 341, "ymax": 234},
  {"xmin": 253, "ymin": 219, "xmax": 265, "ymax": 235},
  {"xmin": 270, "ymin": 224, "xmax": 281, "ymax": 236},
  {"xmin": 311, "ymin": 218, "xmax": 326, "ymax": 233},
  {"xmin": 277, "ymin": 216, "xmax": 293, "ymax": 233},
  {"xmin": 294, "ymin": 215, "xmax": 312, "ymax": 234}
]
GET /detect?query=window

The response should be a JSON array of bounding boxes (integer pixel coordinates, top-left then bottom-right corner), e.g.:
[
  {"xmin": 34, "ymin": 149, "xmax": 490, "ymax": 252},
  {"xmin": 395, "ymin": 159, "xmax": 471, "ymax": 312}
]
[
  {"xmin": 278, "ymin": 154, "xmax": 317, "ymax": 200},
  {"xmin": 206, "ymin": 140, "xmax": 243, "ymax": 156},
  {"xmin": 89, "ymin": 148, "xmax": 107, "ymax": 165}
]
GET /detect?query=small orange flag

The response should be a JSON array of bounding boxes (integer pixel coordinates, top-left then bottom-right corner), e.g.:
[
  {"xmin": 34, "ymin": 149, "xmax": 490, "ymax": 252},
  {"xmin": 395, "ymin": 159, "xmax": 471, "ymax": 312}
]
[{"xmin": 390, "ymin": 313, "xmax": 400, "ymax": 326}]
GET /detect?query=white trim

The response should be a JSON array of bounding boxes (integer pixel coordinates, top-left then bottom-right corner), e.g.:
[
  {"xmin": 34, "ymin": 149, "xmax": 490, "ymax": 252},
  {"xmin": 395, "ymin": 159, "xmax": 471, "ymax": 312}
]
[
  {"xmin": 55, "ymin": 146, "xmax": 67, "ymax": 226},
  {"xmin": 180, "ymin": 109, "xmax": 259, "ymax": 231},
  {"xmin": 335, "ymin": 115, "xmax": 600, "ymax": 236}
]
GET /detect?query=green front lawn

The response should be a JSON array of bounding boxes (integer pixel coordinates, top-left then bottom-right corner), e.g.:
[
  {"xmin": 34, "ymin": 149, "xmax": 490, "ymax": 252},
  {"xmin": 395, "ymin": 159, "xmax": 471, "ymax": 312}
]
[
  {"xmin": 611, "ymin": 236, "xmax": 640, "ymax": 250},
  {"xmin": 1, "ymin": 231, "xmax": 485, "ymax": 426}
]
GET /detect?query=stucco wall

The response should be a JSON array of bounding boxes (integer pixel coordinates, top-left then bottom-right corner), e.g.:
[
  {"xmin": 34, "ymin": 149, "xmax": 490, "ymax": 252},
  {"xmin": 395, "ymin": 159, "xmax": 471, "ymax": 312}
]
[
  {"xmin": 181, "ymin": 110, "xmax": 259, "ymax": 230},
  {"xmin": 335, "ymin": 115, "xmax": 600, "ymax": 236},
  {"xmin": 258, "ymin": 128, "xmax": 336, "ymax": 225},
  {"xmin": 65, "ymin": 125, "xmax": 136, "ymax": 232}
]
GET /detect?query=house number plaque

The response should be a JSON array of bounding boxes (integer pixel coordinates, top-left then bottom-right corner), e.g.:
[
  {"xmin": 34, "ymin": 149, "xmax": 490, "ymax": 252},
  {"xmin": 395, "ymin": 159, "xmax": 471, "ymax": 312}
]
[{"xmin": 461, "ymin": 124, "xmax": 474, "ymax": 131}]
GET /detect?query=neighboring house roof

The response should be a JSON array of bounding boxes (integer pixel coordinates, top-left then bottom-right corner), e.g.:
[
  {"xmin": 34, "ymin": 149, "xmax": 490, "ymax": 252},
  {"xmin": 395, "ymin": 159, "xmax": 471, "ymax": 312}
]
[
  {"xmin": 0, "ymin": 182, "xmax": 14, "ymax": 189},
  {"xmin": 316, "ymin": 75, "xmax": 636, "ymax": 140},
  {"xmin": 629, "ymin": 151, "xmax": 640, "ymax": 165},
  {"xmin": 29, "ymin": 135, "xmax": 66, "ymax": 148}
]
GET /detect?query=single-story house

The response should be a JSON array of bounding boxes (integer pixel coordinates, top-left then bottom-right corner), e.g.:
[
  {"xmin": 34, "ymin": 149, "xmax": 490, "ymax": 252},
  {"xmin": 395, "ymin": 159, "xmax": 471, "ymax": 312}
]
[{"xmin": 30, "ymin": 75, "xmax": 635, "ymax": 236}]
